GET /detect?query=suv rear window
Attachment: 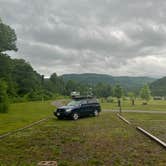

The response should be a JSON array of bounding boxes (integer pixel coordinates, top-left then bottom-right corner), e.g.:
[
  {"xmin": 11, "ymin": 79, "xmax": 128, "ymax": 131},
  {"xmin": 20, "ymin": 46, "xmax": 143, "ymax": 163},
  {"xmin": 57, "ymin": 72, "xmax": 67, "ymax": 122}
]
[
  {"xmin": 88, "ymin": 98, "xmax": 98, "ymax": 104},
  {"xmin": 67, "ymin": 99, "xmax": 87, "ymax": 106},
  {"xmin": 80, "ymin": 99, "xmax": 88, "ymax": 105}
]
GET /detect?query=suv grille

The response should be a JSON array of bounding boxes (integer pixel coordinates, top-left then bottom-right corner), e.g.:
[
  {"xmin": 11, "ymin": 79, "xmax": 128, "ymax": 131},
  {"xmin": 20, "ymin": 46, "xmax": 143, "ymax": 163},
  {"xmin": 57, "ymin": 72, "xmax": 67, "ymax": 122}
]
[{"xmin": 57, "ymin": 108, "xmax": 66, "ymax": 113}]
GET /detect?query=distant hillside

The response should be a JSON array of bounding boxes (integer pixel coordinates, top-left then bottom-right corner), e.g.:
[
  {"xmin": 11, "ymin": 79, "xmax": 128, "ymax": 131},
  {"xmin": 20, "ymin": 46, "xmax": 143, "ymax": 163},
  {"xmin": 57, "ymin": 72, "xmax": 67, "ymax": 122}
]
[
  {"xmin": 62, "ymin": 73, "xmax": 156, "ymax": 92},
  {"xmin": 150, "ymin": 77, "xmax": 166, "ymax": 96}
]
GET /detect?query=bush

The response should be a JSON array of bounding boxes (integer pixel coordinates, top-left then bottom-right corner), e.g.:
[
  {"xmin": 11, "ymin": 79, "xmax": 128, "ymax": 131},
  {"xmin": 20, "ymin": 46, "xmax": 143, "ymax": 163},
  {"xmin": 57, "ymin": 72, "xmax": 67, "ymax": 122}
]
[
  {"xmin": 11, "ymin": 95, "xmax": 29, "ymax": 103},
  {"xmin": 122, "ymin": 96, "xmax": 127, "ymax": 101},
  {"xmin": 0, "ymin": 101, "xmax": 9, "ymax": 113},
  {"xmin": 0, "ymin": 80, "xmax": 9, "ymax": 113},
  {"xmin": 107, "ymin": 96, "xmax": 114, "ymax": 103}
]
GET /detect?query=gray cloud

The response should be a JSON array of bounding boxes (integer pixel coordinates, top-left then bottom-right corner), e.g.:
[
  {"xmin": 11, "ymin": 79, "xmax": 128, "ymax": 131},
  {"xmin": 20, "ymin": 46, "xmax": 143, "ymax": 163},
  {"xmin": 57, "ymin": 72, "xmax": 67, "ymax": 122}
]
[{"xmin": 0, "ymin": 0, "xmax": 166, "ymax": 77}]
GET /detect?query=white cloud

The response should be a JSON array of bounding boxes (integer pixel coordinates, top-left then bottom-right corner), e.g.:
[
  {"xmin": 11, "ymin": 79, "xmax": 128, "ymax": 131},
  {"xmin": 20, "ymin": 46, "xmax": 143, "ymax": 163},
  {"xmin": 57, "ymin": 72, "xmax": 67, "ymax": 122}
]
[{"xmin": 0, "ymin": 0, "xmax": 166, "ymax": 77}]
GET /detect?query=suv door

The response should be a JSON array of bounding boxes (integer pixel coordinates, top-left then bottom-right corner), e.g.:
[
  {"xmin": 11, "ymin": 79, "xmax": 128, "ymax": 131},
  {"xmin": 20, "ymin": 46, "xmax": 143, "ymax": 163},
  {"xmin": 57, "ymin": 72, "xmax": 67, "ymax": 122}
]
[
  {"xmin": 87, "ymin": 99, "xmax": 98, "ymax": 113},
  {"xmin": 79, "ymin": 99, "xmax": 89, "ymax": 116}
]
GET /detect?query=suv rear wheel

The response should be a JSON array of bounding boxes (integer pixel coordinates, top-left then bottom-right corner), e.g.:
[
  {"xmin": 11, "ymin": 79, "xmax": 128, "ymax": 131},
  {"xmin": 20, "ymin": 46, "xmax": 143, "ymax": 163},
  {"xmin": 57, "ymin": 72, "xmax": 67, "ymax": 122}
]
[
  {"xmin": 94, "ymin": 110, "xmax": 99, "ymax": 117},
  {"xmin": 72, "ymin": 113, "xmax": 79, "ymax": 120}
]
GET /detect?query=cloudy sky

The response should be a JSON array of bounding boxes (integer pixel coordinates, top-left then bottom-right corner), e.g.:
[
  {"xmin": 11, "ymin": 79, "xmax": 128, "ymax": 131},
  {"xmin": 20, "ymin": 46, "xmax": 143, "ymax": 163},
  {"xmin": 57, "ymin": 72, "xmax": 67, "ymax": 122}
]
[{"xmin": 0, "ymin": 0, "xmax": 166, "ymax": 77}]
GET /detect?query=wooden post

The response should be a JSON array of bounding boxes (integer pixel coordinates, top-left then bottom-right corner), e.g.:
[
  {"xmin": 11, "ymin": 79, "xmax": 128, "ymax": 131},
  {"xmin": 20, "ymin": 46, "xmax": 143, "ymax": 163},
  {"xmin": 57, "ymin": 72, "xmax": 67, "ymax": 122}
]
[
  {"xmin": 136, "ymin": 127, "xmax": 166, "ymax": 148},
  {"xmin": 118, "ymin": 99, "xmax": 122, "ymax": 114},
  {"xmin": 38, "ymin": 161, "xmax": 58, "ymax": 166},
  {"xmin": 41, "ymin": 75, "xmax": 44, "ymax": 102}
]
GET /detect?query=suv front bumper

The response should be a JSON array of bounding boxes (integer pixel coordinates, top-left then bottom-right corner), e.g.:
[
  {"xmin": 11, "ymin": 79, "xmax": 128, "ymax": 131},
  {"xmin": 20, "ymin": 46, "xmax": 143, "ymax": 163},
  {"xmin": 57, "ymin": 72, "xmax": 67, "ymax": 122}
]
[{"xmin": 54, "ymin": 111, "xmax": 72, "ymax": 118}]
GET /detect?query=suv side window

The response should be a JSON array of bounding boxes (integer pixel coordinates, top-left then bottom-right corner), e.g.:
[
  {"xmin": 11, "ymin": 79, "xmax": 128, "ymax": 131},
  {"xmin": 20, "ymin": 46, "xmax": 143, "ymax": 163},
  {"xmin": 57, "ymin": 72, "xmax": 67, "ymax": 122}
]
[
  {"xmin": 88, "ymin": 98, "xmax": 97, "ymax": 104},
  {"xmin": 80, "ymin": 99, "xmax": 88, "ymax": 105}
]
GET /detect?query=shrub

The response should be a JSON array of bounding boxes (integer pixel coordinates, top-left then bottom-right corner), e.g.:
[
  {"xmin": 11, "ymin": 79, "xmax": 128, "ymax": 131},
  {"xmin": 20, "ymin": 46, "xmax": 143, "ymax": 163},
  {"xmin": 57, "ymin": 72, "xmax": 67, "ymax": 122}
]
[
  {"xmin": 107, "ymin": 96, "xmax": 114, "ymax": 103},
  {"xmin": 140, "ymin": 84, "xmax": 151, "ymax": 104},
  {"xmin": 0, "ymin": 80, "xmax": 9, "ymax": 113}
]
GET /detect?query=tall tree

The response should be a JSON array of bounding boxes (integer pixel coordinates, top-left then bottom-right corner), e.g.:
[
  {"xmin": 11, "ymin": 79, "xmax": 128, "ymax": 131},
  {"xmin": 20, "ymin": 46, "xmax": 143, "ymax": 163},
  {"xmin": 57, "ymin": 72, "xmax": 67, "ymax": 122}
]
[
  {"xmin": 12, "ymin": 59, "xmax": 41, "ymax": 96},
  {"xmin": 0, "ymin": 19, "xmax": 17, "ymax": 52},
  {"xmin": 0, "ymin": 19, "xmax": 18, "ymax": 99},
  {"xmin": 140, "ymin": 84, "xmax": 151, "ymax": 104},
  {"xmin": 50, "ymin": 73, "xmax": 65, "ymax": 94}
]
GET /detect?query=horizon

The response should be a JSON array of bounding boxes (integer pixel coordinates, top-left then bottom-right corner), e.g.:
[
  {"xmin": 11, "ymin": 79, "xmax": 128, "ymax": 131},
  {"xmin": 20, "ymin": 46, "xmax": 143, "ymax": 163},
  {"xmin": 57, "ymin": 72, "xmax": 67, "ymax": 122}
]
[
  {"xmin": 8, "ymin": 54, "xmax": 163, "ymax": 79},
  {"xmin": 55, "ymin": 72, "xmax": 160, "ymax": 79},
  {"xmin": 9, "ymin": 55, "xmax": 161, "ymax": 79}
]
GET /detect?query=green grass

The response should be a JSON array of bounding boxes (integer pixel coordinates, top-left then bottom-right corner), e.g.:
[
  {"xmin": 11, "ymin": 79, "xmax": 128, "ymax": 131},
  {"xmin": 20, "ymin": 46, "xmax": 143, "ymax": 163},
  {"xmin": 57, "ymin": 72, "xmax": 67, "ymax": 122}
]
[
  {"xmin": 0, "ymin": 100, "xmax": 166, "ymax": 165},
  {"xmin": 123, "ymin": 113, "xmax": 166, "ymax": 141},
  {"xmin": 0, "ymin": 101, "xmax": 55, "ymax": 134},
  {"xmin": 101, "ymin": 99, "xmax": 166, "ymax": 111},
  {"xmin": 0, "ymin": 112, "xmax": 166, "ymax": 166}
]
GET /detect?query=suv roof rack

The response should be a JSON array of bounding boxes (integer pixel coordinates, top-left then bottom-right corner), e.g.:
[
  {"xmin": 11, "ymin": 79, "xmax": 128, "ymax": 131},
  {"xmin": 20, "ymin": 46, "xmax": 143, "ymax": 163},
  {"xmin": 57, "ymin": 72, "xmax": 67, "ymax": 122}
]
[{"xmin": 72, "ymin": 96, "xmax": 94, "ymax": 100}]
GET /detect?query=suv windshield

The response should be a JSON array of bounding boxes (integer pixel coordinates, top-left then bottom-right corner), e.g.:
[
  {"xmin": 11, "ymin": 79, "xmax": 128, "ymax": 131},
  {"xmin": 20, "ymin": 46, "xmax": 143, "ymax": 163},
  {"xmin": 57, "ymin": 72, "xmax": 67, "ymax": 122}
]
[{"xmin": 67, "ymin": 99, "xmax": 86, "ymax": 106}]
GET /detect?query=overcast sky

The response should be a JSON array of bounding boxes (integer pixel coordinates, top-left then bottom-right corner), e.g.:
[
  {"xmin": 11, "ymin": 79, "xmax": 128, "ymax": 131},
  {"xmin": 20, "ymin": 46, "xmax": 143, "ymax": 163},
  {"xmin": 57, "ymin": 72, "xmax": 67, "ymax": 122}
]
[{"xmin": 0, "ymin": 0, "xmax": 166, "ymax": 77}]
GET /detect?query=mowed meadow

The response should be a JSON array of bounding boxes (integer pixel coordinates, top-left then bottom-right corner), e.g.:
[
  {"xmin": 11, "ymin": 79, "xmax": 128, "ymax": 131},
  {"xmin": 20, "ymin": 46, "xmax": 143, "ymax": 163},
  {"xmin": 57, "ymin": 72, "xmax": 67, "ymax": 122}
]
[
  {"xmin": 0, "ymin": 99, "xmax": 166, "ymax": 165},
  {"xmin": 101, "ymin": 98, "xmax": 166, "ymax": 111},
  {"xmin": 1, "ymin": 99, "xmax": 166, "ymax": 134},
  {"xmin": 0, "ymin": 101, "xmax": 54, "ymax": 134}
]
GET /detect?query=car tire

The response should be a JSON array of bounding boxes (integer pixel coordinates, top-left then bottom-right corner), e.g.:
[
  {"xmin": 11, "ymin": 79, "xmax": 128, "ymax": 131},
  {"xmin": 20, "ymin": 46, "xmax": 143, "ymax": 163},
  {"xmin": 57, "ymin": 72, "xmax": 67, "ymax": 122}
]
[
  {"xmin": 72, "ymin": 113, "xmax": 79, "ymax": 120},
  {"xmin": 94, "ymin": 110, "xmax": 99, "ymax": 117}
]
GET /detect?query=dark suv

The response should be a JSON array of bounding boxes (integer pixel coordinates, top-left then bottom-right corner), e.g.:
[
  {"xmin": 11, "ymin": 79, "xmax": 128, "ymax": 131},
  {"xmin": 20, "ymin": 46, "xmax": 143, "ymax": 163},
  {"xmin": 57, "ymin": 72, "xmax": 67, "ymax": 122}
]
[{"xmin": 54, "ymin": 97, "xmax": 101, "ymax": 120}]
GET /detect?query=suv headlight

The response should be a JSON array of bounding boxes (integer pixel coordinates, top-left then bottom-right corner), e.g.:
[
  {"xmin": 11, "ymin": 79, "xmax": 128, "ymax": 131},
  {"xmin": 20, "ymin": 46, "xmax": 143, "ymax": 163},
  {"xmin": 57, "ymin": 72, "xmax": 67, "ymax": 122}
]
[{"xmin": 66, "ymin": 108, "xmax": 72, "ymax": 113}]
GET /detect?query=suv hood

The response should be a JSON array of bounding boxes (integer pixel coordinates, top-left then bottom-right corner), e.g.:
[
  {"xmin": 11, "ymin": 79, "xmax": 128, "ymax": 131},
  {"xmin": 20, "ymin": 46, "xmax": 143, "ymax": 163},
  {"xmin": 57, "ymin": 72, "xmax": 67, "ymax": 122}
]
[{"xmin": 59, "ymin": 105, "xmax": 79, "ymax": 110}]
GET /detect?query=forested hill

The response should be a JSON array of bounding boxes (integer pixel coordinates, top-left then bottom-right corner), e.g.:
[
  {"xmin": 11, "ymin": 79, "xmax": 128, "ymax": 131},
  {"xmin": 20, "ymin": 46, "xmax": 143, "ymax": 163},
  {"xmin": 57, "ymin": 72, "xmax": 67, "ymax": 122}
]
[
  {"xmin": 62, "ymin": 73, "xmax": 156, "ymax": 91},
  {"xmin": 150, "ymin": 77, "xmax": 166, "ymax": 96},
  {"xmin": 0, "ymin": 53, "xmax": 66, "ymax": 102}
]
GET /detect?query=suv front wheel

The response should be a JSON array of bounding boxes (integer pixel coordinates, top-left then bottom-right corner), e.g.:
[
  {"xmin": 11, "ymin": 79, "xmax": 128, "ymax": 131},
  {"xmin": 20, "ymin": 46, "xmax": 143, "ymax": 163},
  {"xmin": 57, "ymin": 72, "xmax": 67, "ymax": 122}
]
[{"xmin": 72, "ymin": 113, "xmax": 79, "ymax": 120}]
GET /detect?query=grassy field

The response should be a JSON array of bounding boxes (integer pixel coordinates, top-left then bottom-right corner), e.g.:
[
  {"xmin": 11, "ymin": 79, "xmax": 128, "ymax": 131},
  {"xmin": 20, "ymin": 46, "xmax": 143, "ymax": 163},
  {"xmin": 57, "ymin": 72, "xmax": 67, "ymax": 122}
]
[
  {"xmin": 0, "ymin": 101, "xmax": 54, "ymax": 134},
  {"xmin": 123, "ymin": 113, "xmax": 166, "ymax": 142},
  {"xmin": 0, "ymin": 100, "xmax": 166, "ymax": 165},
  {"xmin": 101, "ymin": 99, "xmax": 166, "ymax": 111},
  {"xmin": 0, "ymin": 112, "xmax": 166, "ymax": 166}
]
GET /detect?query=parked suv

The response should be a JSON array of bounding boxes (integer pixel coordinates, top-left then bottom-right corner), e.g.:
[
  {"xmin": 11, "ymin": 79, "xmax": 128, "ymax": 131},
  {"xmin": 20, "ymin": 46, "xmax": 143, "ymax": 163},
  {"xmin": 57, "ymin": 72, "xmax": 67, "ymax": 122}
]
[{"xmin": 54, "ymin": 97, "xmax": 101, "ymax": 120}]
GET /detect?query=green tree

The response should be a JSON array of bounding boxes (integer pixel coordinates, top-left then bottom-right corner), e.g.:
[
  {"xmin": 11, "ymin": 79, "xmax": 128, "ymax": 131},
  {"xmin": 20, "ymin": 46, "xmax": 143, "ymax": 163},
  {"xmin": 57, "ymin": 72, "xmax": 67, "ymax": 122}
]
[
  {"xmin": 114, "ymin": 84, "xmax": 123, "ymax": 99},
  {"xmin": 65, "ymin": 80, "xmax": 77, "ymax": 95},
  {"xmin": 0, "ymin": 19, "xmax": 18, "ymax": 100},
  {"xmin": 0, "ymin": 54, "xmax": 17, "ymax": 98},
  {"xmin": 0, "ymin": 80, "xmax": 9, "ymax": 113},
  {"xmin": 94, "ymin": 83, "xmax": 112, "ymax": 99},
  {"xmin": 140, "ymin": 84, "xmax": 151, "ymax": 104},
  {"xmin": 50, "ymin": 73, "xmax": 65, "ymax": 95},
  {"xmin": 0, "ymin": 19, "xmax": 17, "ymax": 52},
  {"xmin": 12, "ymin": 59, "xmax": 41, "ymax": 96}
]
